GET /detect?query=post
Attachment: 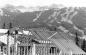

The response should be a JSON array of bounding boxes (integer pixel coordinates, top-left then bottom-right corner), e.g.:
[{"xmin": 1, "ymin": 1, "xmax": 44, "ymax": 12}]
[
  {"xmin": 17, "ymin": 46, "xmax": 20, "ymax": 55},
  {"xmin": 30, "ymin": 46, "xmax": 31, "ymax": 55},
  {"xmin": 70, "ymin": 50, "xmax": 72, "ymax": 55},
  {"xmin": 0, "ymin": 46, "xmax": 1, "ymax": 55},
  {"xmin": 27, "ymin": 46, "xmax": 28, "ymax": 55},
  {"xmin": 54, "ymin": 48, "xmax": 56, "ymax": 55},
  {"xmin": 19, "ymin": 47, "xmax": 21, "ymax": 55},
  {"xmin": 46, "ymin": 46, "xmax": 48, "ymax": 55},
  {"xmin": 12, "ymin": 46, "xmax": 14, "ymax": 55},
  {"xmin": 32, "ymin": 44, "xmax": 36, "ymax": 55},
  {"xmin": 14, "ymin": 35, "xmax": 18, "ymax": 55},
  {"xmin": 51, "ymin": 47, "xmax": 52, "ymax": 55},
  {"xmin": 20, "ymin": 47, "xmax": 21, "ymax": 55},
  {"xmin": 7, "ymin": 35, "xmax": 10, "ymax": 55},
  {"xmin": 44, "ymin": 46, "xmax": 45, "ymax": 55},
  {"xmin": 3, "ymin": 46, "xmax": 4, "ymax": 55},
  {"xmin": 59, "ymin": 50, "xmax": 62, "ymax": 55},
  {"xmin": 14, "ymin": 30, "xmax": 18, "ymax": 55},
  {"xmin": 7, "ymin": 30, "xmax": 10, "ymax": 55},
  {"xmin": 24, "ymin": 47, "xmax": 26, "ymax": 55}
]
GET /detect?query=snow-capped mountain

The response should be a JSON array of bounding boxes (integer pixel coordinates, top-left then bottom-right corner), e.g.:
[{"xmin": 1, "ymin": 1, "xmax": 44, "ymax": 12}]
[{"xmin": 1, "ymin": 4, "xmax": 86, "ymax": 37}]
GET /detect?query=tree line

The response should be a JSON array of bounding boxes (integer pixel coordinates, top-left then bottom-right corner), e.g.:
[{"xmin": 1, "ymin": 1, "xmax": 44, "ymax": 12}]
[{"xmin": 2, "ymin": 22, "xmax": 13, "ymax": 29}]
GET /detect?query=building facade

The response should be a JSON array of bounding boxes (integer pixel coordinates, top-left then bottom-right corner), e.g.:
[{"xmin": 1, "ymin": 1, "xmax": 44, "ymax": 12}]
[{"xmin": 0, "ymin": 28, "xmax": 86, "ymax": 55}]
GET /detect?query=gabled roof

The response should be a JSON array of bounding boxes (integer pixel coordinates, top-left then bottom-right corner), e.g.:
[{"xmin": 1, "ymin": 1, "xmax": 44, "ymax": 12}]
[
  {"xmin": 30, "ymin": 28, "xmax": 86, "ymax": 54},
  {"xmin": 0, "ymin": 34, "xmax": 14, "ymax": 45},
  {"xmin": 30, "ymin": 29, "xmax": 56, "ymax": 41},
  {"xmin": 49, "ymin": 32, "xmax": 86, "ymax": 54}
]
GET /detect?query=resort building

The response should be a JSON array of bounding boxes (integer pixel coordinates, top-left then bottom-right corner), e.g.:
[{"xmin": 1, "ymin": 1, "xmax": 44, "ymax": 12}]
[{"xmin": 0, "ymin": 28, "xmax": 85, "ymax": 55}]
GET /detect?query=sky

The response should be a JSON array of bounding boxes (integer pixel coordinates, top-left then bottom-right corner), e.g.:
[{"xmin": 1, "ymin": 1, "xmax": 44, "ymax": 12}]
[{"xmin": 0, "ymin": 0, "xmax": 86, "ymax": 7}]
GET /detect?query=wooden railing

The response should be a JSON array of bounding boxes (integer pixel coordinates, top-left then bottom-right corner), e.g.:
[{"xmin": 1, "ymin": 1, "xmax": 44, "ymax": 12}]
[{"xmin": 17, "ymin": 43, "xmax": 59, "ymax": 55}]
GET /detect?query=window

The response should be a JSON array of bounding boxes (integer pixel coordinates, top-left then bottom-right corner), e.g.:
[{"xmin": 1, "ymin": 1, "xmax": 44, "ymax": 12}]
[
  {"xmin": 57, "ymin": 48, "xmax": 60, "ymax": 53},
  {"xmin": 50, "ymin": 47, "xmax": 56, "ymax": 53}
]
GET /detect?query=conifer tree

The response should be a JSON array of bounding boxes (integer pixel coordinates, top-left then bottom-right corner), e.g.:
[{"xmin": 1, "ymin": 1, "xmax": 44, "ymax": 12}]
[
  {"xmin": 75, "ymin": 32, "xmax": 79, "ymax": 45},
  {"xmin": 2, "ymin": 22, "xmax": 6, "ymax": 29},
  {"xmin": 9, "ymin": 22, "xmax": 13, "ymax": 29}
]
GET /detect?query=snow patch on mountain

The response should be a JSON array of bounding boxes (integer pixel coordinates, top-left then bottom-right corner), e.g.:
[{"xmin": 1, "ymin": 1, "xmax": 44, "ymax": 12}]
[
  {"xmin": 33, "ymin": 11, "xmax": 44, "ymax": 22},
  {"xmin": 0, "ymin": 9, "xmax": 4, "ymax": 16}
]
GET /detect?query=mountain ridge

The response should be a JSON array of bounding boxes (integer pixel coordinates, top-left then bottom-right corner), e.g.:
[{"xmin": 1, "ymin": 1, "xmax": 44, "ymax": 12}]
[{"xmin": 0, "ymin": 4, "xmax": 86, "ymax": 37}]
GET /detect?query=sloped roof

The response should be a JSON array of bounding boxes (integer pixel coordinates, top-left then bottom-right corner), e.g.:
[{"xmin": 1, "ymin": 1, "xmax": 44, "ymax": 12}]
[
  {"xmin": 30, "ymin": 29, "xmax": 55, "ymax": 41},
  {"xmin": 17, "ymin": 34, "xmax": 36, "ymax": 43},
  {"xmin": 0, "ymin": 28, "xmax": 85, "ymax": 54},
  {"xmin": 30, "ymin": 29, "xmax": 86, "ymax": 54},
  {"xmin": 0, "ymin": 29, "xmax": 32, "ymax": 35},
  {"xmin": 0, "ymin": 34, "xmax": 14, "ymax": 45},
  {"xmin": 0, "ymin": 29, "xmax": 8, "ymax": 33},
  {"xmin": 50, "ymin": 32, "xmax": 86, "ymax": 54}
]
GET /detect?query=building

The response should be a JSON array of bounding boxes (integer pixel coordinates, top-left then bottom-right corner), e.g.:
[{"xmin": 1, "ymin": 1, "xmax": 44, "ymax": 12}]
[
  {"xmin": 17, "ymin": 28, "xmax": 86, "ymax": 55},
  {"xmin": 0, "ymin": 28, "xmax": 32, "ymax": 55},
  {"xmin": 0, "ymin": 28, "xmax": 86, "ymax": 55},
  {"xmin": 17, "ymin": 29, "xmax": 59, "ymax": 55}
]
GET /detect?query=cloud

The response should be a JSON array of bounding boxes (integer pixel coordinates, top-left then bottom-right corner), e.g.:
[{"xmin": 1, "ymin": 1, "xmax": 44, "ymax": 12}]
[{"xmin": 0, "ymin": 0, "xmax": 86, "ymax": 7}]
